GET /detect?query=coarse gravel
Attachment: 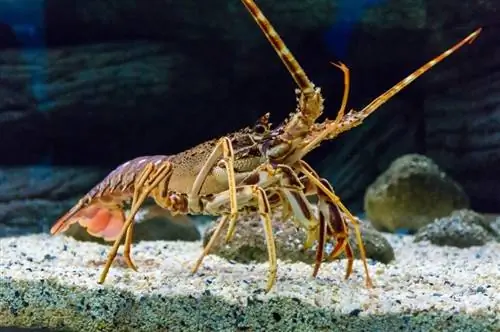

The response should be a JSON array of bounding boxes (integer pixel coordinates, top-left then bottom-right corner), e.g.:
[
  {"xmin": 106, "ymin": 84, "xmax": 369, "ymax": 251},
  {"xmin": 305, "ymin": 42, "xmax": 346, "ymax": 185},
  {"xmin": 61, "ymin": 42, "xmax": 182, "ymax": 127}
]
[{"xmin": 0, "ymin": 233, "xmax": 499, "ymax": 331}]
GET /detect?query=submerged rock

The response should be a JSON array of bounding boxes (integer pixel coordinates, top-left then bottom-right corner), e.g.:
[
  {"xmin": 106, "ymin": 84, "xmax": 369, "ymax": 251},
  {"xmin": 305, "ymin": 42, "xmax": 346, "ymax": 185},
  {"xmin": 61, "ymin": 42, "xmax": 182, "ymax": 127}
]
[
  {"xmin": 414, "ymin": 209, "xmax": 496, "ymax": 248},
  {"xmin": 364, "ymin": 154, "xmax": 469, "ymax": 233},
  {"xmin": 449, "ymin": 209, "xmax": 499, "ymax": 237}
]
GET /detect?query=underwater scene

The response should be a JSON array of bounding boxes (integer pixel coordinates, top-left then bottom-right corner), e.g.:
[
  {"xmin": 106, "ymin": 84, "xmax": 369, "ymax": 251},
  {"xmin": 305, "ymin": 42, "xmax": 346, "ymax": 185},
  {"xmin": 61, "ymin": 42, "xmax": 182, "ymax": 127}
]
[{"xmin": 0, "ymin": 0, "xmax": 499, "ymax": 331}]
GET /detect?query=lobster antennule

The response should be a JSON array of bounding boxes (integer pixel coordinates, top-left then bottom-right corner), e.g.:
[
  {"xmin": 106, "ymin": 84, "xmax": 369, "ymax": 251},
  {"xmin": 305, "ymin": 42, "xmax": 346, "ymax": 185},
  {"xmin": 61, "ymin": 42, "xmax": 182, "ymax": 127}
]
[{"xmin": 241, "ymin": 0, "xmax": 314, "ymax": 92}]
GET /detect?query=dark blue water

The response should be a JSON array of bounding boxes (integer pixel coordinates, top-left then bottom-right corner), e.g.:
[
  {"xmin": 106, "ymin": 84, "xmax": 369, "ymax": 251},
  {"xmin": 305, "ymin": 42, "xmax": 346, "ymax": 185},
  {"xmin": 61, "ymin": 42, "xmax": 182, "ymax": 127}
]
[{"xmin": 323, "ymin": 0, "xmax": 386, "ymax": 58}]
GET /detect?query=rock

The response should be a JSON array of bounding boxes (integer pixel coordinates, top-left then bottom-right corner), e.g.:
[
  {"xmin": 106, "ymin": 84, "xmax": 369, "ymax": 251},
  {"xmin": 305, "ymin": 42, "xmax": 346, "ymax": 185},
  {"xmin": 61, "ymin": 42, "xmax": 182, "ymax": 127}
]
[
  {"xmin": 364, "ymin": 154, "xmax": 469, "ymax": 233},
  {"xmin": 201, "ymin": 209, "xmax": 394, "ymax": 267},
  {"xmin": 492, "ymin": 218, "xmax": 500, "ymax": 237},
  {"xmin": 63, "ymin": 205, "xmax": 201, "ymax": 244},
  {"xmin": 414, "ymin": 211, "xmax": 495, "ymax": 248},
  {"xmin": 485, "ymin": 214, "xmax": 500, "ymax": 238},
  {"xmin": 449, "ymin": 209, "xmax": 499, "ymax": 238}
]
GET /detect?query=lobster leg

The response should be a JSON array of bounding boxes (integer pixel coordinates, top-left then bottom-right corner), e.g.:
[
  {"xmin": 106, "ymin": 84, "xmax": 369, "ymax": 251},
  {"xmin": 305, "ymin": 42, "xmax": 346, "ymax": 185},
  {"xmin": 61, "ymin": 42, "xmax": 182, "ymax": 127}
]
[
  {"xmin": 98, "ymin": 160, "xmax": 173, "ymax": 284},
  {"xmin": 187, "ymin": 137, "xmax": 239, "ymax": 244},
  {"xmin": 279, "ymin": 188, "xmax": 319, "ymax": 250},
  {"xmin": 123, "ymin": 222, "xmax": 136, "ymax": 270},
  {"xmin": 315, "ymin": 178, "xmax": 355, "ymax": 280},
  {"xmin": 192, "ymin": 184, "xmax": 276, "ymax": 292},
  {"xmin": 277, "ymin": 179, "xmax": 345, "ymax": 279},
  {"xmin": 255, "ymin": 170, "xmax": 352, "ymax": 282},
  {"xmin": 191, "ymin": 214, "xmax": 229, "ymax": 273},
  {"xmin": 296, "ymin": 160, "xmax": 373, "ymax": 288},
  {"xmin": 224, "ymin": 163, "xmax": 304, "ymax": 243}
]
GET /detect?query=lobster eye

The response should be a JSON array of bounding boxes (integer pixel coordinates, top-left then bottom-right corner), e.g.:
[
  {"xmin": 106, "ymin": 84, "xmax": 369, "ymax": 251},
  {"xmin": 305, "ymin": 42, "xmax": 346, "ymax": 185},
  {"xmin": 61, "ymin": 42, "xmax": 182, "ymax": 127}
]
[{"xmin": 254, "ymin": 124, "xmax": 267, "ymax": 134}]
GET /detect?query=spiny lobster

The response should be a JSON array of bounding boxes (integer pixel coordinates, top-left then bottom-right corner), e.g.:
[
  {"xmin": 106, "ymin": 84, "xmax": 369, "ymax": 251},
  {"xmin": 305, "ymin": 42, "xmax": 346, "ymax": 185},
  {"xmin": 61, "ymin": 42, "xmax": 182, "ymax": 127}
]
[{"xmin": 50, "ymin": 0, "xmax": 481, "ymax": 292}]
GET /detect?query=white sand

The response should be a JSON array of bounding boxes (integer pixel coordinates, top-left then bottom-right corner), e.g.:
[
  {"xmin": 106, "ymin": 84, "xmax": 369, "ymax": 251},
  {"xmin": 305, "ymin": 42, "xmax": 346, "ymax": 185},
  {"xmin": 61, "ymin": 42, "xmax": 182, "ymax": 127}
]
[{"xmin": 0, "ymin": 233, "xmax": 499, "ymax": 331}]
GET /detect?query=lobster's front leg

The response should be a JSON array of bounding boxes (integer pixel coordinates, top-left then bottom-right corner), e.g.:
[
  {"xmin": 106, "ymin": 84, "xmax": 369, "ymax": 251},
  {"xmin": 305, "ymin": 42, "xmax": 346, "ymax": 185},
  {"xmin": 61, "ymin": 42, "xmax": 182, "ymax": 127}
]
[{"xmin": 296, "ymin": 160, "xmax": 373, "ymax": 288}]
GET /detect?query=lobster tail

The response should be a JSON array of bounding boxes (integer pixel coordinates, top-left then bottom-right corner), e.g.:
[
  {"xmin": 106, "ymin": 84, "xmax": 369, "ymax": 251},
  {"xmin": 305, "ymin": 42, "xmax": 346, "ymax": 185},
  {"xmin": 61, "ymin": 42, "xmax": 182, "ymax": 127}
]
[
  {"xmin": 50, "ymin": 199, "xmax": 86, "ymax": 235},
  {"xmin": 49, "ymin": 156, "xmax": 170, "ymax": 241}
]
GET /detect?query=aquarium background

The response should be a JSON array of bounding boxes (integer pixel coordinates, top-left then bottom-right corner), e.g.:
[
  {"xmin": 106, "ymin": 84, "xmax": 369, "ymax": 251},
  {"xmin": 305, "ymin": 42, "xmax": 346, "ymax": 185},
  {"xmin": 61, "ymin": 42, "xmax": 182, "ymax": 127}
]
[{"xmin": 0, "ymin": 0, "xmax": 498, "ymax": 238}]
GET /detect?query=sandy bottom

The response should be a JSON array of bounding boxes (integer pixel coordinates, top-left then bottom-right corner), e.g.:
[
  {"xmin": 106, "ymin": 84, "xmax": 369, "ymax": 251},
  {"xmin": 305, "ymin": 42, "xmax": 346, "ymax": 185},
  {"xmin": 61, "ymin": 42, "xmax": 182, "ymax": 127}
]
[{"xmin": 0, "ymin": 232, "xmax": 499, "ymax": 331}]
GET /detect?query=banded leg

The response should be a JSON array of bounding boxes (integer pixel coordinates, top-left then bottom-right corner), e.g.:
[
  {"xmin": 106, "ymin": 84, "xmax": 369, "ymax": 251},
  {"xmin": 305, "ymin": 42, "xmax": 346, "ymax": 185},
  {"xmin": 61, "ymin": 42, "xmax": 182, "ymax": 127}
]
[
  {"xmin": 191, "ymin": 184, "xmax": 277, "ymax": 292},
  {"xmin": 122, "ymin": 222, "xmax": 136, "ymax": 270},
  {"xmin": 227, "ymin": 163, "xmax": 324, "ymax": 271},
  {"xmin": 279, "ymin": 188, "xmax": 320, "ymax": 251},
  {"xmin": 315, "ymin": 178, "xmax": 356, "ymax": 279},
  {"xmin": 98, "ymin": 161, "xmax": 173, "ymax": 284},
  {"xmin": 224, "ymin": 163, "xmax": 305, "ymax": 243},
  {"xmin": 240, "ymin": 163, "xmax": 359, "ymax": 282},
  {"xmin": 296, "ymin": 160, "xmax": 373, "ymax": 288},
  {"xmin": 263, "ymin": 179, "xmax": 353, "ymax": 281},
  {"xmin": 188, "ymin": 137, "xmax": 239, "ymax": 243}
]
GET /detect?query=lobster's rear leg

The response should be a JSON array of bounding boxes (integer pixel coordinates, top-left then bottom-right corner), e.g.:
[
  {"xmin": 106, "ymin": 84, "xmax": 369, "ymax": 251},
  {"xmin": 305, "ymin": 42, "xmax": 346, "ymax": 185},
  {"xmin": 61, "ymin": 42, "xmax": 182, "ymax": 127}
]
[
  {"xmin": 123, "ymin": 221, "xmax": 137, "ymax": 271},
  {"xmin": 98, "ymin": 161, "xmax": 173, "ymax": 284}
]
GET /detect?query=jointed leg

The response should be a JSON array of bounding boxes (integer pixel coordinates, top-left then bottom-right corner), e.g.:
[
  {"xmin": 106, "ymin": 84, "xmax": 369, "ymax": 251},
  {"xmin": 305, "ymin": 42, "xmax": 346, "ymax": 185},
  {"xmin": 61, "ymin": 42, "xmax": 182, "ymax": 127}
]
[
  {"xmin": 280, "ymin": 188, "xmax": 319, "ymax": 250},
  {"xmin": 123, "ymin": 223, "xmax": 137, "ymax": 270},
  {"xmin": 254, "ymin": 186, "xmax": 277, "ymax": 292},
  {"xmin": 296, "ymin": 160, "xmax": 373, "ymax": 288},
  {"xmin": 312, "ymin": 205, "xmax": 327, "ymax": 278},
  {"xmin": 192, "ymin": 183, "xmax": 277, "ymax": 292},
  {"xmin": 278, "ymin": 179, "xmax": 345, "ymax": 279},
  {"xmin": 225, "ymin": 163, "xmax": 304, "ymax": 244},
  {"xmin": 187, "ymin": 137, "xmax": 239, "ymax": 244},
  {"xmin": 98, "ymin": 161, "xmax": 173, "ymax": 284},
  {"xmin": 315, "ymin": 177, "xmax": 356, "ymax": 280}
]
